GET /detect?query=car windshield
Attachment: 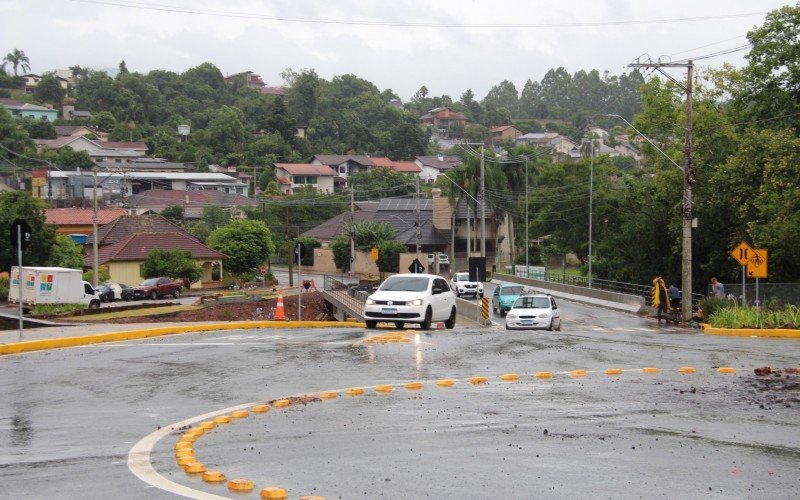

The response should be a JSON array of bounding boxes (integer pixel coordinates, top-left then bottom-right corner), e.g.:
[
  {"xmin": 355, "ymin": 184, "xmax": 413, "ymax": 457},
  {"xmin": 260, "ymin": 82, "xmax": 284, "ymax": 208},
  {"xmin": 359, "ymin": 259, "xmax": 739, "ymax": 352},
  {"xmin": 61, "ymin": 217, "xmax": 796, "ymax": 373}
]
[
  {"xmin": 380, "ymin": 276, "xmax": 430, "ymax": 292},
  {"xmin": 501, "ymin": 286, "xmax": 523, "ymax": 295},
  {"xmin": 140, "ymin": 278, "xmax": 158, "ymax": 286},
  {"xmin": 514, "ymin": 296, "xmax": 550, "ymax": 309},
  {"xmin": 455, "ymin": 273, "xmax": 469, "ymax": 281}
]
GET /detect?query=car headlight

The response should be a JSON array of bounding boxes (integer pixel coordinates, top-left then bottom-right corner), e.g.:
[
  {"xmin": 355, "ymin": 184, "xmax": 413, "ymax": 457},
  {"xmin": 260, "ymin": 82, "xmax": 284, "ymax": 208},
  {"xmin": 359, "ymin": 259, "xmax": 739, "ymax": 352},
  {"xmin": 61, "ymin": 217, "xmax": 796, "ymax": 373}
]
[
  {"xmin": 366, "ymin": 298, "xmax": 375, "ymax": 305},
  {"xmin": 538, "ymin": 312, "xmax": 550, "ymax": 318},
  {"xmin": 507, "ymin": 313, "xmax": 517, "ymax": 319},
  {"xmin": 409, "ymin": 299, "xmax": 423, "ymax": 306}
]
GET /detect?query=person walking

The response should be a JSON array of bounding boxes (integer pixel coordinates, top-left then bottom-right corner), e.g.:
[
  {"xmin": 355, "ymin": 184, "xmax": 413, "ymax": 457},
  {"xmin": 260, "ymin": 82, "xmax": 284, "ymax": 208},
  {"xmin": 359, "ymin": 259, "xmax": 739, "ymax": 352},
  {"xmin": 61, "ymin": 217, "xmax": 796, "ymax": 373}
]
[{"xmin": 710, "ymin": 277, "xmax": 725, "ymax": 299}]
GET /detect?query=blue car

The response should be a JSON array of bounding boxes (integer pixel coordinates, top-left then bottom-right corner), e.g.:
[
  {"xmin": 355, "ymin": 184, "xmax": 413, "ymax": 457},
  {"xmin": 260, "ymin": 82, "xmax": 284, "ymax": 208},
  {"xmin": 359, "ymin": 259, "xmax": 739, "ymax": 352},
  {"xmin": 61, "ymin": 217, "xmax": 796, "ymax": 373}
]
[{"xmin": 491, "ymin": 284, "xmax": 524, "ymax": 315}]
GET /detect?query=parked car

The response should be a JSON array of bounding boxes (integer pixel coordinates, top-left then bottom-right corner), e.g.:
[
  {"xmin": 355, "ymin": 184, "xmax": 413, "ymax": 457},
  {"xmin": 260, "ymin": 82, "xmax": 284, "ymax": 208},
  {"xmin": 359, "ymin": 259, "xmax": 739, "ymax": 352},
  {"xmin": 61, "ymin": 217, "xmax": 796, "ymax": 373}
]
[
  {"xmin": 133, "ymin": 277, "xmax": 182, "ymax": 300},
  {"xmin": 491, "ymin": 284, "xmax": 525, "ymax": 315},
  {"xmin": 450, "ymin": 271, "xmax": 483, "ymax": 298},
  {"xmin": 505, "ymin": 294, "xmax": 561, "ymax": 331},
  {"xmin": 427, "ymin": 252, "xmax": 450, "ymax": 266},
  {"xmin": 364, "ymin": 273, "xmax": 456, "ymax": 330},
  {"xmin": 94, "ymin": 284, "xmax": 115, "ymax": 303},
  {"xmin": 107, "ymin": 282, "xmax": 135, "ymax": 301}
]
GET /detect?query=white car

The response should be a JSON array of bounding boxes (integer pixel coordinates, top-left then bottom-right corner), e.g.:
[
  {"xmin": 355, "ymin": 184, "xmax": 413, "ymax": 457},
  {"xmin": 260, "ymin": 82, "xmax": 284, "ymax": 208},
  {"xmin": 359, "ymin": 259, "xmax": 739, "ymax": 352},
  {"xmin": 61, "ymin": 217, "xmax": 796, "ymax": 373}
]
[
  {"xmin": 505, "ymin": 294, "xmax": 562, "ymax": 331},
  {"xmin": 450, "ymin": 271, "xmax": 483, "ymax": 298},
  {"xmin": 427, "ymin": 252, "xmax": 450, "ymax": 266},
  {"xmin": 364, "ymin": 274, "xmax": 456, "ymax": 330}
]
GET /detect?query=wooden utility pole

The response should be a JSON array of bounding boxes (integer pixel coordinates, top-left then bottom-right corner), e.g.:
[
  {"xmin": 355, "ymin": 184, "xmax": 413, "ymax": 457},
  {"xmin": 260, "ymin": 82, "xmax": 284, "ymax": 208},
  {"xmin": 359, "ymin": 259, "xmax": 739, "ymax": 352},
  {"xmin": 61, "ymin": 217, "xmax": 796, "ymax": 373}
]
[{"xmin": 628, "ymin": 58, "xmax": 695, "ymax": 320}]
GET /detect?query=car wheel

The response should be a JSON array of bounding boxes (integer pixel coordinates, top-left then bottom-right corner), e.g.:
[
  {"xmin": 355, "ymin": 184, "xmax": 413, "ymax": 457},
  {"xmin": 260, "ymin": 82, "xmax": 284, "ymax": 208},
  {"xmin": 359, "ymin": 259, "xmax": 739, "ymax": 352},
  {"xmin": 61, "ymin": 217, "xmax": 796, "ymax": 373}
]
[
  {"xmin": 420, "ymin": 307, "xmax": 432, "ymax": 330},
  {"xmin": 555, "ymin": 318, "xmax": 562, "ymax": 331},
  {"xmin": 456, "ymin": 291, "xmax": 461, "ymax": 298},
  {"xmin": 365, "ymin": 320, "xmax": 377, "ymax": 329},
  {"xmin": 173, "ymin": 289, "xmax": 181, "ymax": 299},
  {"xmin": 547, "ymin": 319, "xmax": 554, "ymax": 331},
  {"xmin": 505, "ymin": 324, "xmax": 510, "ymax": 330},
  {"xmin": 89, "ymin": 300, "xmax": 101, "ymax": 310},
  {"xmin": 445, "ymin": 307, "xmax": 456, "ymax": 329},
  {"xmin": 394, "ymin": 322, "xmax": 405, "ymax": 329},
  {"xmin": 150, "ymin": 291, "xmax": 158, "ymax": 300}
]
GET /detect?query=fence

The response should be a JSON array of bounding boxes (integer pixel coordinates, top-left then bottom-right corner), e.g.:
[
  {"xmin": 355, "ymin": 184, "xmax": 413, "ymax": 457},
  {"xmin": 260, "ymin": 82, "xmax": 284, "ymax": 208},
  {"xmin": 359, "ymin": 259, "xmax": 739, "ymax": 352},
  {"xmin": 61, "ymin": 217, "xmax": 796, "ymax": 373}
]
[
  {"xmin": 322, "ymin": 275, "xmax": 371, "ymax": 318},
  {"xmin": 718, "ymin": 282, "xmax": 800, "ymax": 307},
  {"xmin": 544, "ymin": 273, "xmax": 704, "ymax": 307}
]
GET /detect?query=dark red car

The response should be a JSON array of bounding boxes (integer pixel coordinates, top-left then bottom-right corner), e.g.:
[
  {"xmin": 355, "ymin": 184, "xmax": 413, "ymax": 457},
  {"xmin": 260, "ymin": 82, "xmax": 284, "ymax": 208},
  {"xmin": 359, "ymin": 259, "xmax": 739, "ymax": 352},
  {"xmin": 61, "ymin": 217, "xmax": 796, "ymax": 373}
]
[{"xmin": 133, "ymin": 277, "xmax": 182, "ymax": 300}]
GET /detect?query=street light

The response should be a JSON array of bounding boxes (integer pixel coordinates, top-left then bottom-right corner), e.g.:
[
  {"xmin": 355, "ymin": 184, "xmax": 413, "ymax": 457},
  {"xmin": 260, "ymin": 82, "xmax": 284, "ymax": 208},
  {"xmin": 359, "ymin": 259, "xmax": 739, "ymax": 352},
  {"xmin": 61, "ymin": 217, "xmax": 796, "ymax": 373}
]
[
  {"xmin": 605, "ymin": 113, "xmax": 692, "ymax": 319},
  {"xmin": 581, "ymin": 138, "xmax": 595, "ymax": 288}
]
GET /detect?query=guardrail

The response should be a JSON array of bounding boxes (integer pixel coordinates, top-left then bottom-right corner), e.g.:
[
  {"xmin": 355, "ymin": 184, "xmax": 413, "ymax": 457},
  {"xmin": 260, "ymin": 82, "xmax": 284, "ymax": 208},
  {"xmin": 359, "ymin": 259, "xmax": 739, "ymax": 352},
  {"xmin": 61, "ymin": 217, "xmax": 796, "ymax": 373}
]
[{"xmin": 543, "ymin": 273, "xmax": 703, "ymax": 307}]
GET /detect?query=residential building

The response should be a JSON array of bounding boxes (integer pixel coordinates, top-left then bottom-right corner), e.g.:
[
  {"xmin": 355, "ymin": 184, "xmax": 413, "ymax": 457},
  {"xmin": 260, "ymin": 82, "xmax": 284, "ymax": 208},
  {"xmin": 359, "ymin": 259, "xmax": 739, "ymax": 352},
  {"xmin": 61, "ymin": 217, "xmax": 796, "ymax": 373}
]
[
  {"xmin": 490, "ymin": 125, "xmax": 523, "ymax": 143},
  {"xmin": 414, "ymin": 155, "xmax": 461, "ymax": 183},
  {"xmin": 95, "ymin": 158, "xmax": 194, "ymax": 173},
  {"xmin": 224, "ymin": 71, "xmax": 265, "ymax": 89},
  {"xmin": 61, "ymin": 105, "xmax": 92, "ymax": 121},
  {"xmin": 83, "ymin": 214, "xmax": 225, "ymax": 289},
  {"xmin": 0, "ymin": 98, "xmax": 58, "ymax": 122},
  {"xmin": 22, "ymin": 73, "xmax": 69, "ymax": 94},
  {"xmin": 125, "ymin": 189, "xmax": 258, "ymax": 218},
  {"xmin": 301, "ymin": 202, "xmax": 379, "ymax": 246},
  {"xmin": 54, "ymin": 125, "xmax": 96, "ymax": 138},
  {"xmin": 310, "ymin": 155, "xmax": 375, "ymax": 183},
  {"xmin": 274, "ymin": 163, "xmax": 337, "ymax": 195},
  {"xmin": 33, "ymin": 136, "xmax": 147, "ymax": 162},
  {"xmin": 515, "ymin": 133, "xmax": 578, "ymax": 157},
  {"xmin": 370, "ymin": 157, "xmax": 422, "ymax": 175},
  {"xmin": 45, "ymin": 208, "xmax": 127, "ymax": 235},
  {"xmin": 613, "ymin": 141, "xmax": 643, "ymax": 166},
  {"xmin": 420, "ymin": 107, "xmax": 468, "ymax": 136}
]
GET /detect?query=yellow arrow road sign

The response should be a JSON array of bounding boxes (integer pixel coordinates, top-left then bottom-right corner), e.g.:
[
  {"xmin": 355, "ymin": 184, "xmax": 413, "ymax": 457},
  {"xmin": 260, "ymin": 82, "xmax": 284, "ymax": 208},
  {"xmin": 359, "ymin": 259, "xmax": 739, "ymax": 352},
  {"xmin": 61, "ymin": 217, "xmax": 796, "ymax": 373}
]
[{"xmin": 731, "ymin": 241, "xmax": 754, "ymax": 266}]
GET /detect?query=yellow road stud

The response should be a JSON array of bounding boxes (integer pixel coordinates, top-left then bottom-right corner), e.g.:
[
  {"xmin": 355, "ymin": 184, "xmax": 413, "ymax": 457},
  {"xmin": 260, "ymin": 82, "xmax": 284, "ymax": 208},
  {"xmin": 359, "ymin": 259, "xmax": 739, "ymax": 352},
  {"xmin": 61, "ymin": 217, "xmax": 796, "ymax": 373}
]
[
  {"xmin": 679, "ymin": 366, "xmax": 697, "ymax": 374},
  {"xmin": 174, "ymin": 441, "xmax": 192, "ymax": 451},
  {"xmin": 374, "ymin": 385, "xmax": 394, "ymax": 392},
  {"xmin": 569, "ymin": 370, "xmax": 587, "ymax": 377},
  {"xmin": 404, "ymin": 381, "xmax": 423, "ymax": 389},
  {"xmin": 260, "ymin": 487, "xmax": 288, "ymax": 499},
  {"xmin": 500, "ymin": 373, "xmax": 519, "ymax": 381},
  {"xmin": 345, "ymin": 388, "xmax": 364, "ymax": 396},
  {"xmin": 272, "ymin": 399, "xmax": 291, "ymax": 407},
  {"xmin": 436, "ymin": 379, "xmax": 455, "ymax": 387},
  {"xmin": 320, "ymin": 391, "xmax": 338, "ymax": 399},
  {"xmin": 605, "ymin": 368, "xmax": 623, "ymax": 375},
  {"xmin": 228, "ymin": 479, "xmax": 255, "ymax": 491},
  {"xmin": 231, "ymin": 410, "xmax": 249, "ymax": 418},
  {"xmin": 535, "ymin": 371, "xmax": 553, "ymax": 379},
  {"xmin": 252, "ymin": 404, "xmax": 271, "ymax": 413},
  {"xmin": 202, "ymin": 471, "xmax": 227, "ymax": 482},
  {"xmin": 470, "ymin": 376, "xmax": 488, "ymax": 384},
  {"xmin": 213, "ymin": 415, "xmax": 231, "ymax": 424},
  {"xmin": 717, "ymin": 367, "xmax": 736, "ymax": 374},
  {"xmin": 199, "ymin": 421, "xmax": 215, "ymax": 430},
  {"xmin": 183, "ymin": 462, "xmax": 206, "ymax": 474}
]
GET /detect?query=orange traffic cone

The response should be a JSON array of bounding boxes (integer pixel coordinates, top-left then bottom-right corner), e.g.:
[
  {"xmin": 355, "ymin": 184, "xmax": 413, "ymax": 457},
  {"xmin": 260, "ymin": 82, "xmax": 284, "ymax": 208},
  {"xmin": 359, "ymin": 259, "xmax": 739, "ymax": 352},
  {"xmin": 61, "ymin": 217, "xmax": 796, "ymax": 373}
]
[{"xmin": 274, "ymin": 291, "xmax": 286, "ymax": 320}]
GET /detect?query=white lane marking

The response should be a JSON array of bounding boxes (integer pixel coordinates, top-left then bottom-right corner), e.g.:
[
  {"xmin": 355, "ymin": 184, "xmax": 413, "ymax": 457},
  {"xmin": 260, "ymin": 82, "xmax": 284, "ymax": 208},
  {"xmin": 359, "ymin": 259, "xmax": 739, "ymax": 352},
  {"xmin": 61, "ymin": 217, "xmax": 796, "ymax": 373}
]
[
  {"xmin": 128, "ymin": 402, "xmax": 256, "ymax": 500},
  {"xmin": 634, "ymin": 327, "xmax": 655, "ymax": 332}
]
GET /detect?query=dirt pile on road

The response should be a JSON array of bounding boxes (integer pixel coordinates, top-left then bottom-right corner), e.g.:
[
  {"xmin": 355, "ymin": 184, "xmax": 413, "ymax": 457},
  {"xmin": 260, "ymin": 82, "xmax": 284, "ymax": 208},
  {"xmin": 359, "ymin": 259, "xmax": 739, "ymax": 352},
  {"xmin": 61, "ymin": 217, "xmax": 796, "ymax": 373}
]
[{"xmin": 106, "ymin": 291, "xmax": 332, "ymax": 323}]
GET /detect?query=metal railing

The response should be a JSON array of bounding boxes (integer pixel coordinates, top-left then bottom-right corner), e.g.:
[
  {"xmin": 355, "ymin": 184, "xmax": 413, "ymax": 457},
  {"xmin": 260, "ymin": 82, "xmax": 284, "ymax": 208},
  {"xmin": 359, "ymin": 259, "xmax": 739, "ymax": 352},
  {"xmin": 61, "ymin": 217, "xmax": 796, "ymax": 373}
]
[
  {"xmin": 542, "ymin": 273, "xmax": 703, "ymax": 307},
  {"xmin": 323, "ymin": 275, "xmax": 371, "ymax": 316},
  {"xmin": 719, "ymin": 283, "xmax": 800, "ymax": 306}
]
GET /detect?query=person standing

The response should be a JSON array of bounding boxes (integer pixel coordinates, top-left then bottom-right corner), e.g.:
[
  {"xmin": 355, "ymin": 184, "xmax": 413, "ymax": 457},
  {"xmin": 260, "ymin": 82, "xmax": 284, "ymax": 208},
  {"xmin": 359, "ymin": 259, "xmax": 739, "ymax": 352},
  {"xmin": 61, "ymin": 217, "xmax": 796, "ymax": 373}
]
[
  {"xmin": 668, "ymin": 284, "xmax": 681, "ymax": 309},
  {"xmin": 710, "ymin": 277, "xmax": 725, "ymax": 299}
]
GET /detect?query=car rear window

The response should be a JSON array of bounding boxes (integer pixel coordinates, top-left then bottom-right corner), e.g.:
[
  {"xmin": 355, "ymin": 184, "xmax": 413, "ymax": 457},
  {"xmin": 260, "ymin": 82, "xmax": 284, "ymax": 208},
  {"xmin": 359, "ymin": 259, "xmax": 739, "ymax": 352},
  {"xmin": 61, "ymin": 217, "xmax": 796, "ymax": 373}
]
[
  {"xmin": 515, "ymin": 296, "xmax": 550, "ymax": 308},
  {"xmin": 503, "ymin": 286, "xmax": 523, "ymax": 295},
  {"xmin": 380, "ymin": 276, "xmax": 430, "ymax": 292}
]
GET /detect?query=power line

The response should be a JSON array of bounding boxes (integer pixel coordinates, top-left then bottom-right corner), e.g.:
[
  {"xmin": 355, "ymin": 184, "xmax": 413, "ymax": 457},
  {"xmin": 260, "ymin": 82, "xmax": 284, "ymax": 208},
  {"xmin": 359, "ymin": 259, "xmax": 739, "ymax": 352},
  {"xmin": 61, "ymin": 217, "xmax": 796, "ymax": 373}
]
[{"xmin": 70, "ymin": 1, "xmax": 770, "ymax": 29}]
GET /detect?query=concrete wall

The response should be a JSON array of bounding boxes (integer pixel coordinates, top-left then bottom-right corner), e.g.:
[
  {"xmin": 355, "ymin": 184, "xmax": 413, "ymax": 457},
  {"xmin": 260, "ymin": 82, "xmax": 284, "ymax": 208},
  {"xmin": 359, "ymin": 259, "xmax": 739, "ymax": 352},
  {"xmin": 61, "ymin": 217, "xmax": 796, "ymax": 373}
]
[{"xmin": 494, "ymin": 272, "xmax": 646, "ymax": 314}]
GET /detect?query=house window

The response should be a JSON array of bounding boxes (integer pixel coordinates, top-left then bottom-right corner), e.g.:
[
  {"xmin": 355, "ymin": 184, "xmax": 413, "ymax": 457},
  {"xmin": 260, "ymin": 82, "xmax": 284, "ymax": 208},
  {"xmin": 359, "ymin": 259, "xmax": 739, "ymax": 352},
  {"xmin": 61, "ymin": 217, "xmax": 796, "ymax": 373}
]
[
  {"xmin": 293, "ymin": 175, "xmax": 304, "ymax": 184},
  {"xmin": 339, "ymin": 165, "xmax": 347, "ymax": 174},
  {"xmin": 305, "ymin": 176, "xmax": 317, "ymax": 184}
]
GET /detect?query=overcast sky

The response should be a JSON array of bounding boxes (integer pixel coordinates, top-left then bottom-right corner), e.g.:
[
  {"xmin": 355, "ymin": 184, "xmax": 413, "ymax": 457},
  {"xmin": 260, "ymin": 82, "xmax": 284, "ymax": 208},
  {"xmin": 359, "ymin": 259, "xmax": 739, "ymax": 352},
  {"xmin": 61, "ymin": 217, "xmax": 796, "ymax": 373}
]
[{"xmin": 0, "ymin": 0, "xmax": 792, "ymax": 101}]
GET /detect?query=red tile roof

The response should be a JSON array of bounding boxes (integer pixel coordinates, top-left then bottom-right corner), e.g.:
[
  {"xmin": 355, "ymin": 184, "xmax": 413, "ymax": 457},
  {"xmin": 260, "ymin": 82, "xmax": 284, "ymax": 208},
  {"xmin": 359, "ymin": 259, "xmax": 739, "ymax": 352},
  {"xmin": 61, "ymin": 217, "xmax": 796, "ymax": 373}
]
[
  {"xmin": 274, "ymin": 163, "xmax": 337, "ymax": 176},
  {"xmin": 370, "ymin": 157, "xmax": 393, "ymax": 167},
  {"xmin": 91, "ymin": 213, "xmax": 199, "ymax": 246},
  {"xmin": 390, "ymin": 161, "xmax": 422, "ymax": 173},
  {"xmin": 46, "ymin": 208, "xmax": 127, "ymax": 226},
  {"xmin": 124, "ymin": 189, "xmax": 258, "ymax": 209},
  {"xmin": 85, "ymin": 232, "xmax": 226, "ymax": 266}
]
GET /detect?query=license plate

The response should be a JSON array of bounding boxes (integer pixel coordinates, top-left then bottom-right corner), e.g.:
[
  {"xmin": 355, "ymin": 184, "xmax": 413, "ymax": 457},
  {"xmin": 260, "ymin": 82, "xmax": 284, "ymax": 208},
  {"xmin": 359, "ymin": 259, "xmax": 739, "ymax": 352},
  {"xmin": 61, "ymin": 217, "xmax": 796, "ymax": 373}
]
[
  {"xmin": 521, "ymin": 321, "xmax": 534, "ymax": 326},
  {"xmin": 381, "ymin": 308, "xmax": 398, "ymax": 315}
]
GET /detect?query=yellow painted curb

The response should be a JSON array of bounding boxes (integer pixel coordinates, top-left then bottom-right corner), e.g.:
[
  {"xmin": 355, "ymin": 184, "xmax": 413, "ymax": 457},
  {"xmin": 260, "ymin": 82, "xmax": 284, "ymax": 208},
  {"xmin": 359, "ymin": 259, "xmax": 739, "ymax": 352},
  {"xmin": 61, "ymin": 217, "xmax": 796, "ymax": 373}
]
[
  {"xmin": 436, "ymin": 379, "xmax": 455, "ymax": 387},
  {"xmin": 345, "ymin": 388, "xmax": 364, "ymax": 396},
  {"xmin": 400, "ymin": 338, "xmax": 412, "ymax": 343},
  {"xmin": 228, "ymin": 479, "xmax": 255, "ymax": 491},
  {"xmin": 261, "ymin": 486, "xmax": 288, "ymax": 499},
  {"xmin": 252, "ymin": 404, "xmax": 271, "ymax": 413},
  {"xmin": 500, "ymin": 373, "xmax": 520, "ymax": 381},
  {"xmin": 404, "ymin": 382, "xmax": 423, "ymax": 390},
  {"xmin": 319, "ymin": 391, "xmax": 338, "ymax": 399},
  {"xmin": 469, "ymin": 376, "xmax": 488, "ymax": 385},
  {"xmin": 605, "ymin": 368, "xmax": 623, "ymax": 375},
  {"xmin": 199, "ymin": 421, "xmax": 215, "ymax": 430},
  {"xmin": 272, "ymin": 399, "xmax": 290, "ymax": 408},
  {"xmin": 0, "ymin": 321, "xmax": 366, "ymax": 356},
  {"xmin": 535, "ymin": 371, "xmax": 553, "ymax": 379},
  {"xmin": 178, "ymin": 434, "xmax": 196, "ymax": 443},
  {"xmin": 174, "ymin": 442, "xmax": 192, "ymax": 451},
  {"xmin": 231, "ymin": 410, "xmax": 249, "ymax": 418},
  {"xmin": 678, "ymin": 366, "xmax": 697, "ymax": 374},
  {"xmin": 374, "ymin": 385, "xmax": 394, "ymax": 392},
  {"xmin": 186, "ymin": 427, "xmax": 204, "ymax": 437},
  {"xmin": 213, "ymin": 415, "xmax": 232, "ymax": 424},
  {"xmin": 701, "ymin": 325, "xmax": 800, "ymax": 339},
  {"xmin": 175, "ymin": 449, "xmax": 194, "ymax": 458},
  {"xmin": 569, "ymin": 370, "xmax": 587, "ymax": 377},
  {"xmin": 202, "ymin": 471, "xmax": 227, "ymax": 482},
  {"xmin": 717, "ymin": 367, "xmax": 736, "ymax": 374}
]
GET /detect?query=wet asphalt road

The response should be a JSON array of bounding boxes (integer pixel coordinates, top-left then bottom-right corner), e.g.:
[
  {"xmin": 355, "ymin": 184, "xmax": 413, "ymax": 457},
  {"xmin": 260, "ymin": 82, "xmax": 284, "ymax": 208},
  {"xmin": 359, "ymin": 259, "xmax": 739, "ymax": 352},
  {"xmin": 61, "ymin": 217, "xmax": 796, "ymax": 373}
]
[{"xmin": 1, "ymin": 299, "xmax": 799, "ymax": 499}]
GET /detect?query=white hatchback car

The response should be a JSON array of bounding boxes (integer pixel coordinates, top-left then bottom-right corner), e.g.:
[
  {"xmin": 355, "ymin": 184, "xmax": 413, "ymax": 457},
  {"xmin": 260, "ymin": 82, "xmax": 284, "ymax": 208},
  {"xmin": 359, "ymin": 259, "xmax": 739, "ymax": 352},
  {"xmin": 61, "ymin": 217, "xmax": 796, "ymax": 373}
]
[
  {"xmin": 364, "ymin": 274, "xmax": 456, "ymax": 330},
  {"xmin": 505, "ymin": 294, "xmax": 562, "ymax": 331}
]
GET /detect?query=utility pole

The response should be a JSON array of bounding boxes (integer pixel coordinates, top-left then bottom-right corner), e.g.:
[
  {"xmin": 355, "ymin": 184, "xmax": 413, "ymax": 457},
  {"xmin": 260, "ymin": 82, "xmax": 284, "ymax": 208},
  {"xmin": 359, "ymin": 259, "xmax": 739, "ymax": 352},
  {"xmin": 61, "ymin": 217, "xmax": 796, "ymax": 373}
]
[
  {"xmin": 415, "ymin": 175, "xmax": 421, "ymax": 259},
  {"xmin": 524, "ymin": 157, "xmax": 529, "ymax": 275},
  {"xmin": 629, "ymin": 58, "xmax": 695, "ymax": 320},
  {"xmin": 479, "ymin": 145, "xmax": 486, "ymax": 258},
  {"xmin": 92, "ymin": 166, "xmax": 99, "ymax": 287},
  {"xmin": 286, "ymin": 205, "xmax": 293, "ymax": 287},
  {"xmin": 350, "ymin": 186, "xmax": 355, "ymax": 275}
]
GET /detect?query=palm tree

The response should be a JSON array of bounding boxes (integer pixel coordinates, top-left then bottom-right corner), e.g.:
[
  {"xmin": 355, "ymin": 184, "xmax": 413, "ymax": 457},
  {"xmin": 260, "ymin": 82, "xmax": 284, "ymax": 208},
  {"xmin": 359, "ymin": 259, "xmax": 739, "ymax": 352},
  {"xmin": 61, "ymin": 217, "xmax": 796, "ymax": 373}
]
[{"xmin": 3, "ymin": 48, "xmax": 31, "ymax": 76}]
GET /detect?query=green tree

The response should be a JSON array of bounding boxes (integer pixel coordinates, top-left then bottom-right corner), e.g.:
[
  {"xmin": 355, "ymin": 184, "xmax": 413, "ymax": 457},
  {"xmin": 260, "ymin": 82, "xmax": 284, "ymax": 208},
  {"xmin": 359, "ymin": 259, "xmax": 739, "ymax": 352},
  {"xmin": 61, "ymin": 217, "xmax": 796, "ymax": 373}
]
[
  {"xmin": 50, "ymin": 234, "xmax": 85, "ymax": 269},
  {"xmin": 375, "ymin": 240, "xmax": 408, "ymax": 276},
  {"xmin": 348, "ymin": 220, "xmax": 397, "ymax": 251},
  {"xmin": 0, "ymin": 191, "xmax": 56, "ymax": 270},
  {"xmin": 20, "ymin": 117, "xmax": 56, "ymax": 139},
  {"xmin": 0, "ymin": 106, "xmax": 32, "ymax": 158},
  {"xmin": 90, "ymin": 111, "xmax": 117, "ymax": 132},
  {"xmin": 35, "ymin": 73, "xmax": 66, "ymax": 105},
  {"xmin": 206, "ymin": 219, "xmax": 275, "ymax": 275},
  {"xmin": 161, "ymin": 205, "xmax": 184, "ymax": 223},
  {"xmin": 294, "ymin": 236, "xmax": 321, "ymax": 266},
  {"xmin": 329, "ymin": 237, "xmax": 351, "ymax": 273},
  {"xmin": 3, "ymin": 48, "xmax": 30, "ymax": 76},
  {"xmin": 349, "ymin": 168, "xmax": 415, "ymax": 197},
  {"xmin": 142, "ymin": 248, "xmax": 202, "ymax": 283}
]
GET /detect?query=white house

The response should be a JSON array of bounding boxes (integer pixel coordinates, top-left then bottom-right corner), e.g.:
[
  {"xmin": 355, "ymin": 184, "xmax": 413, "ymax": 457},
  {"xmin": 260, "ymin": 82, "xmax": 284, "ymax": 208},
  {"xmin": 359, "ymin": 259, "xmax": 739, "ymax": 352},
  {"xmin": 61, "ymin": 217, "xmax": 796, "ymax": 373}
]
[
  {"xmin": 414, "ymin": 155, "xmax": 461, "ymax": 183},
  {"xmin": 274, "ymin": 163, "xmax": 337, "ymax": 194}
]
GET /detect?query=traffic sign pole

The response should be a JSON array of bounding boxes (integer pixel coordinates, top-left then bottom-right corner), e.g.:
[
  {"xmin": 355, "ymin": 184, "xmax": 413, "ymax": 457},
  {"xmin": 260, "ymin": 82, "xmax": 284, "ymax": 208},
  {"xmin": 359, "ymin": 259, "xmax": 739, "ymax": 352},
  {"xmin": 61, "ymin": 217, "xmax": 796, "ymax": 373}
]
[
  {"xmin": 297, "ymin": 245, "xmax": 301, "ymax": 322},
  {"xmin": 17, "ymin": 225, "xmax": 23, "ymax": 341}
]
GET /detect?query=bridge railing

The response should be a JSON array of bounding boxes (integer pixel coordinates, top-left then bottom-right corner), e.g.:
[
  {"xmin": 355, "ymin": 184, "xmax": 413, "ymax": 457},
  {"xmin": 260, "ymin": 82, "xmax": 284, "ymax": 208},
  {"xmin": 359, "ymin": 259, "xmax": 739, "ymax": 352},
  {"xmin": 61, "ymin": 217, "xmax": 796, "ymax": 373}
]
[
  {"xmin": 323, "ymin": 275, "xmax": 370, "ymax": 317},
  {"xmin": 543, "ymin": 273, "xmax": 703, "ymax": 307}
]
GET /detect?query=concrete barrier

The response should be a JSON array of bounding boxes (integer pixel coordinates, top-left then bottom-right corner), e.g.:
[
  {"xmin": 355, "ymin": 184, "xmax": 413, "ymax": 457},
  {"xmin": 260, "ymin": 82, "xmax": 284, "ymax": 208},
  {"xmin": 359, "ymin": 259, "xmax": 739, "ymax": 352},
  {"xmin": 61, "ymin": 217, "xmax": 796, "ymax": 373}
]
[{"xmin": 493, "ymin": 273, "xmax": 647, "ymax": 315}]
